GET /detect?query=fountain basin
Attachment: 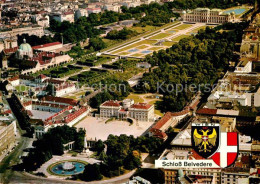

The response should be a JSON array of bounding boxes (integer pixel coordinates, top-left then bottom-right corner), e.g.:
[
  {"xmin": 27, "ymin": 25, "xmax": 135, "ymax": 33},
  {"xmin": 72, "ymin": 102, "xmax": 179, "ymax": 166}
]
[{"xmin": 48, "ymin": 160, "xmax": 87, "ymax": 176}]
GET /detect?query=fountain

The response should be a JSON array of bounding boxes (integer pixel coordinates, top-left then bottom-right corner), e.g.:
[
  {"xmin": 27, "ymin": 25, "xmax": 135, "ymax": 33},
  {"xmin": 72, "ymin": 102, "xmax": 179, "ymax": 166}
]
[
  {"xmin": 62, "ymin": 162, "xmax": 75, "ymax": 171},
  {"xmin": 49, "ymin": 160, "xmax": 87, "ymax": 176}
]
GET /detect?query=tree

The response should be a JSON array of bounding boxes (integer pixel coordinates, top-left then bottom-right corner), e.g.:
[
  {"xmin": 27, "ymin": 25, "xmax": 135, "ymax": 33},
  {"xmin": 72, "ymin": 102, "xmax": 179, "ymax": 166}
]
[
  {"xmin": 81, "ymin": 164, "xmax": 102, "ymax": 181},
  {"xmin": 92, "ymin": 140, "xmax": 105, "ymax": 155},
  {"xmin": 88, "ymin": 37, "xmax": 106, "ymax": 51}
]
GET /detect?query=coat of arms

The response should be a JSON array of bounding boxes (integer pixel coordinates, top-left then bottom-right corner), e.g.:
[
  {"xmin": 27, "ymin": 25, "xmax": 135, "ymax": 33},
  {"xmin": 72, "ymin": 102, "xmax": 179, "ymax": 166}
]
[{"xmin": 192, "ymin": 123, "xmax": 220, "ymax": 158}]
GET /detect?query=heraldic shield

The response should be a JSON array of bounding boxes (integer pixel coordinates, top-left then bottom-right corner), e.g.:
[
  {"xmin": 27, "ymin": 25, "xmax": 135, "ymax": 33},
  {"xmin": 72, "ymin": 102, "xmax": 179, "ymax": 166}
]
[{"xmin": 191, "ymin": 123, "xmax": 220, "ymax": 158}]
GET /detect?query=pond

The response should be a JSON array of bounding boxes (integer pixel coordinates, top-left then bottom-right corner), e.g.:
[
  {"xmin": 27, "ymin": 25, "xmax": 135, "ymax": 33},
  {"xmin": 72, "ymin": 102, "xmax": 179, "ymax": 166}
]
[{"xmin": 223, "ymin": 8, "xmax": 246, "ymax": 15}]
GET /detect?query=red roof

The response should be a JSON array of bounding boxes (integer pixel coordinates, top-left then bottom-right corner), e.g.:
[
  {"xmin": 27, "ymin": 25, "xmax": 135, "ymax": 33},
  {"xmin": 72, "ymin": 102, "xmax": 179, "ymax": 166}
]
[
  {"xmin": 32, "ymin": 42, "xmax": 62, "ymax": 50},
  {"xmin": 152, "ymin": 129, "xmax": 168, "ymax": 139},
  {"xmin": 42, "ymin": 96, "xmax": 78, "ymax": 106},
  {"xmin": 196, "ymin": 108, "xmax": 217, "ymax": 115},
  {"xmin": 3, "ymin": 47, "xmax": 18, "ymax": 54},
  {"xmin": 189, "ymin": 150, "xmax": 204, "ymax": 160},
  {"xmin": 37, "ymin": 74, "xmax": 47, "ymax": 79},
  {"xmin": 63, "ymin": 11, "xmax": 74, "ymax": 15},
  {"xmin": 171, "ymin": 109, "xmax": 189, "ymax": 116},
  {"xmin": 151, "ymin": 112, "xmax": 172, "ymax": 130},
  {"xmin": 102, "ymin": 100, "xmax": 121, "ymax": 107},
  {"xmin": 130, "ymin": 103, "xmax": 152, "ymax": 110},
  {"xmin": 8, "ymin": 76, "xmax": 19, "ymax": 82}
]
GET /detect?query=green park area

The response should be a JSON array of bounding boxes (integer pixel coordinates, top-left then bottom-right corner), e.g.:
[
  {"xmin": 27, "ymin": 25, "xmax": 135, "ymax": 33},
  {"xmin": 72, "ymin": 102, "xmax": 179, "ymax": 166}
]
[
  {"xmin": 119, "ymin": 52, "xmax": 130, "ymax": 56},
  {"xmin": 130, "ymin": 25, "xmax": 157, "ymax": 33},
  {"xmin": 126, "ymin": 93, "xmax": 145, "ymax": 103},
  {"xmin": 174, "ymin": 24, "xmax": 193, "ymax": 30},
  {"xmin": 149, "ymin": 33, "xmax": 171, "ymax": 40},
  {"xmin": 77, "ymin": 56, "xmax": 113, "ymax": 67},
  {"xmin": 136, "ymin": 45, "xmax": 148, "ymax": 49},
  {"xmin": 172, "ymin": 35, "xmax": 190, "ymax": 42},
  {"xmin": 111, "ymin": 40, "xmax": 156, "ymax": 54},
  {"xmin": 130, "ymin": 53, "xmax": 144, "ymax": 57},
  {"xmin": 69, "ymin": 70, "xmax": 111, "ymax": 85},
  {"xmin": 126, "ymin": 93, "xmax": 164, "ymax": 117},
  {"xmin": 64, "ymin": 91, "xmax": 86, "ymax": 100},
  {"xmin": 15, "ymin": 85, "xmax": 30, "ymax": 92},
  {"xmin": 189, "ymin": 25, "xmax": 215, "ymax": 33},
  {"xmin": 163, "ymin": 41, "xmax": 176, "ymax": 47},
  {"xmin": 149, "ymin": 47, "xmax": 164, "ymax": 51}
]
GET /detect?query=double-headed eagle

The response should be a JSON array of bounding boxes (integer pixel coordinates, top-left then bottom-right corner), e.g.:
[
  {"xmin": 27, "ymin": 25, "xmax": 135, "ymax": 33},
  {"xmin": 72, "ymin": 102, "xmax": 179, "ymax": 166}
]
[{"xmin": 193, "ymin": 128, "xmax": 217, "ymax": 153}]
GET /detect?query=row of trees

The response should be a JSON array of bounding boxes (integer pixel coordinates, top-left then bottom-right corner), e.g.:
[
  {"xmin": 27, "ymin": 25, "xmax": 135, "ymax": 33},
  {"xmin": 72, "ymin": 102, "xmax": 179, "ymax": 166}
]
[
  {"xmin": 106, "ymin": 28, "xmax": 138, "ymax": 40},
  {"xmin": 138, "ymin": 22, "xmax": 249, "ymax": 112},
  {"xmin": 74, "ymin": 134, "xmax": 163, "ymax": 181},
  {"xmin": 22, "ymin": 125, "xmax": 85, "ymax": 171}
]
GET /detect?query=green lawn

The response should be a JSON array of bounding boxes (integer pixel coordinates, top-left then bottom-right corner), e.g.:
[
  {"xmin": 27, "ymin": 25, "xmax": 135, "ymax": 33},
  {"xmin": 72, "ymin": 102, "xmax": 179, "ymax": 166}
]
[
  {"xmin": 15, "ymin": 85, "xmax": 30, "ymax": 92},
  {"xmin": 136, "ymin": 45, "xmax": 148, "ymax": 49},
  {"xmin": 118, "ymin": 52, "xmax": 130, "ymax": 55},
  {"xmin": 189, "ymin": 25, "xmax": 215, "ymax": 33},
  {"xmin": 148, "ymin": 100, "xmax": 164, "ymax": 117},
  {"xmin": 149, "ymin": 33, "xmax": 170, "ymax": 40},
  {"xmin": 103, "ymin": 39, "xmax": 121, "ymax": 47},
  {"xmin": 126, "ymin": 93, "xmax": 144, "ymax": 103},
  {"xmin": 111, "ymin": 40, "xmax": 156, "ymax": 54},
  {"xmin": 174, "ymin": 24, "xmax": 193, "ymax": 30},
  {"xmin": 163, "ymin": 41, "xmax": 176, "ymax": 47},
  {"xmin": 172, "ymin": 35, "xmax": 190, "ymax": 42},
  {"xmin": 149, "ymin": 47, "xmax": 164, "ymax": 51},
  {"xmin": 131, "ymin": 53, "xmax": 144, "ymax": 57},
  {"xmin": 130, "ymin": 25, "xmax": 156, "ymax": 33}
]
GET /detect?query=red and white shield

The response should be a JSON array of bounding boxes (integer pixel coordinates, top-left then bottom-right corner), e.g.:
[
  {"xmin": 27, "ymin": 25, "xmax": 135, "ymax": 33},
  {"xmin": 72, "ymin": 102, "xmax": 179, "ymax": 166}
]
[{"xmin": 210, "ymin": 132, "xmax": 238, "ymax": 168}]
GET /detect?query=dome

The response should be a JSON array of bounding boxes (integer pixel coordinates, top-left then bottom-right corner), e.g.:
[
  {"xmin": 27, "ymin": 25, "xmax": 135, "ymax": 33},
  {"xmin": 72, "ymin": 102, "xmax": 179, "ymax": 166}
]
[{"xmin": 19, "ymin": 39, "xmax": 32, "ymax": 52}]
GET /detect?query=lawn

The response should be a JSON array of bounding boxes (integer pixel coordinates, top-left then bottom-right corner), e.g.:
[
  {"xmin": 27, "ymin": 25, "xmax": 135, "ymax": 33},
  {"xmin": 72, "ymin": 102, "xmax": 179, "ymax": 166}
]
[
  {"xmin": 111, "ymin": 40, "xmax": 156, "ymax": 54},
  {"xmin": 149, "ymin": 33, "xmax": 170, "ymax": 40},
  {"xmin": 118, "ymin": 52, "xmax": 130, "ymax": 55},
  {"xmin": 189, "ymin": 25, "xmax": 215, "ymax": 33},
  {"xmin": 148, "ymin": 100, "xmax": 164, "ymax": 117},
  {"xmin": 172, "ymin": 35, "xmax": 190, "ymax": 42},
  {"xmin": 131, "ymin": 53, "xmax": 144, "ymax": 57},
  {"xmin": 130, "ymin": 25, "xmax": 156, "ymax": 33},
  {"xmin": 126, "ymin": 93, "xmax": 144, "ymax": 103},
  {"xmin": 174, "ymin": 24, "xmax": 193, "ymax": 30},
  {"xmin": 15, "ymin": 85, "xmax": 30, "ymax": 92},
  {"xmin": 163, "ymin": 41, "xmax": 175, "ymax": 47},
  {"xmin": 136, "ymin": 45, "xmax": 148, "ymax": 49},
  {"xmin": 149, "ymin": 47, "xmax": 164, "ymax": 51},
  {"xmin": 102, "ymin": 39, "xmax": 121, "ymax": 47}
]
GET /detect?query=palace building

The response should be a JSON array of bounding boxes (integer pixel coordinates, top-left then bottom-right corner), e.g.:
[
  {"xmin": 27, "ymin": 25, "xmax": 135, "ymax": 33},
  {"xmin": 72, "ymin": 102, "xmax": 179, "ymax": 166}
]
[
  {"xmin": 181, "ymin": 8, "xmax": 235, "ymax": 24},
  {"xmin": 99, "ymin": 99, "xmax": 154, "ymax": 122}
]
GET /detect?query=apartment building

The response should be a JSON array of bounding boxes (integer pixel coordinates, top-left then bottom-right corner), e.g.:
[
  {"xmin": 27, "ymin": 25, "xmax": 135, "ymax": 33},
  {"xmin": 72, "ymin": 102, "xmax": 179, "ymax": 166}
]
[{"xmin": 0, "ymin": 120, "xmax": 16, "ymax": 160}]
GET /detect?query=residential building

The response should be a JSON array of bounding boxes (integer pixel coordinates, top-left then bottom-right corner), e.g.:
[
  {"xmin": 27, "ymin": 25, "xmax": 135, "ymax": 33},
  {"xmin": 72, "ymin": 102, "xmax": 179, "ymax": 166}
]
[
  {"xmin": 0, "ymin": 36, "xmax": 18, "ymax": 53},
  {"xmin": 0, "ymin": 26, "xmax": 44, "ymax": 38},
  {"xmin": 104, "ymin": 4, "xmax": 121, "ymax": 13},
  {"xmin": 75, "ymin": 9, "xmax": 88, "ymax": 20},
  {"xmin": 0, "ymin": 120, "xmax": 17, "ymax": 161},
  {"xmin": 52, "ymin": 11, "xmax": 75, "ymax": 23}
]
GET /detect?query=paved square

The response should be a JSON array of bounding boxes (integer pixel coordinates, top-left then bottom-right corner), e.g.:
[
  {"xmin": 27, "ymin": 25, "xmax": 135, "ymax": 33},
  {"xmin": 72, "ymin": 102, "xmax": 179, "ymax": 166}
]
[{"xmin": 75, "ymin": 117, "xmax": 154, "ymax": 141}]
